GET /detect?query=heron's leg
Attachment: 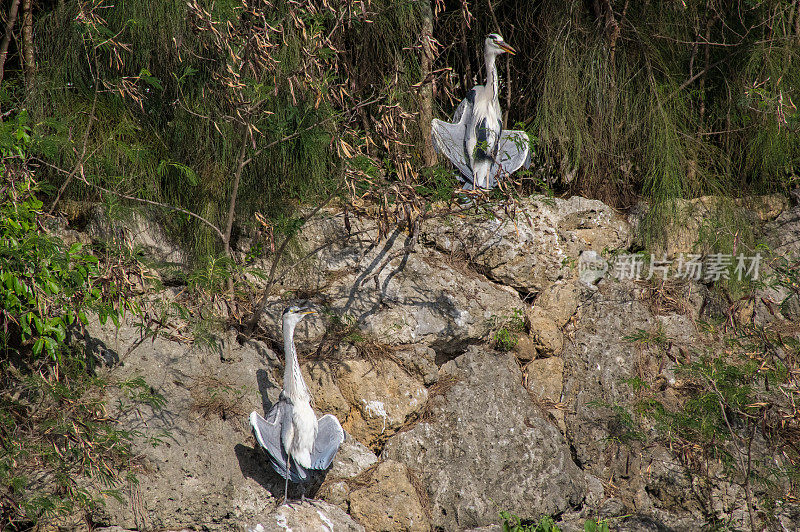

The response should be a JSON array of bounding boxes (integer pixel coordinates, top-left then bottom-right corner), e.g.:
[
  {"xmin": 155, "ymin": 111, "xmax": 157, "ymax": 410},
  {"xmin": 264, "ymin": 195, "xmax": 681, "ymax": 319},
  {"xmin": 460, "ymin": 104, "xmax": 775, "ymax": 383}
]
[{"xmin": 283, "ymin": 455, "xmax": 290, "ymax": 504}]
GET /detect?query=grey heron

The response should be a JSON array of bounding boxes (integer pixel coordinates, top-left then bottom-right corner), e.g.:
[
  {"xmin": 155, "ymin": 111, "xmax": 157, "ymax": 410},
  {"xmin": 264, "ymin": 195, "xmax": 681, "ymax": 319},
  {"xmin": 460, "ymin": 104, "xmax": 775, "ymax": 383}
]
[
  {"xmin": 431, "ymin": 33, "xmax": 531, "ymax": 190},
  {"xmin": 249, "ymin": 305, "xmax": 344, "ymax": 502}
]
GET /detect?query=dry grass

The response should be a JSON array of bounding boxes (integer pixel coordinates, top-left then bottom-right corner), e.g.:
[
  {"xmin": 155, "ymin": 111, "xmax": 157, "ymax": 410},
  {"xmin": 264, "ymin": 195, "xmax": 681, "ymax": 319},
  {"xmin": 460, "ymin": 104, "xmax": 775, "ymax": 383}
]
[
  {"xmin": 189, "ymin": 375, "xmax": 247, "ymax": 421},
  {"xmin": 316, "ymin": 462, "xmax": 380, "ymax": 501},
  {"xmin": 405, "ymin": 466, "xmax": 433, "ymax": 520},
  {"xmin": 640, "ymin": 279, "xmax": 697, "ymax": 317}
]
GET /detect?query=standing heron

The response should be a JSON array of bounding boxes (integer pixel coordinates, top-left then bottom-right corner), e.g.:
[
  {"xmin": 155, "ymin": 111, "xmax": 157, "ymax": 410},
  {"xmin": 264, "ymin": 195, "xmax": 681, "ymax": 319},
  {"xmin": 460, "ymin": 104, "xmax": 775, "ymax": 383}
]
[
  {"xmin": 249, "ymin": 305, "xmax": 344, "ymax": 502},
  {"xmin": 431, "ymin": 33, "xmax": 531, "ymax": 190}
]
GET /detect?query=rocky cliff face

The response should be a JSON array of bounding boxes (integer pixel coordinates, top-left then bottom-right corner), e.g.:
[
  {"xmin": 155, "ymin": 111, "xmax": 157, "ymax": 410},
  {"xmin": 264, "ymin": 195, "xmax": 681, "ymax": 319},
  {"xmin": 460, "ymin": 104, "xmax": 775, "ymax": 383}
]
[{"xmin": 79, "ymin": 195, "xmax": 799, "ymax": 531}]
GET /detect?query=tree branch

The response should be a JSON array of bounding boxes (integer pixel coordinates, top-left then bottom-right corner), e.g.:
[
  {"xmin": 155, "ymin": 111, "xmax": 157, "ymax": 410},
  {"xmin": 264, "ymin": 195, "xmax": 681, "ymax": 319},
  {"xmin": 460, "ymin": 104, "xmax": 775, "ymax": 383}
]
[
  {"xmin": 0, "ymin": 0, "xmax": 21, "ymax": 91},
  {"xmin": 245, "ymin": 167, "xmax": 348, "ymax": 335}
]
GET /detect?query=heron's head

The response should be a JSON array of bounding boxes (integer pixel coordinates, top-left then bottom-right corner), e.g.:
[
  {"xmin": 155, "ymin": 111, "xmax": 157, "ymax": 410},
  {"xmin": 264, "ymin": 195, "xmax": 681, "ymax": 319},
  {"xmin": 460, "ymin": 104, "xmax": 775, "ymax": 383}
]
[
  {"xmin": 485, "ymin": 33, "xmax": 516, "ymax": 56},
  {"xmin": 282, "ymin": 304, "xmax": 316, "ymax": 328}
]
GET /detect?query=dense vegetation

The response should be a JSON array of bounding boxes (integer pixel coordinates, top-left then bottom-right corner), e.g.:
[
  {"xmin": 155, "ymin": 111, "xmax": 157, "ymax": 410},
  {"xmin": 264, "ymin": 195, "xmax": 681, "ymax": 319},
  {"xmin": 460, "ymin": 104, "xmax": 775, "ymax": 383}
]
[
  {"xmin": 0, "ymin": 116, "xmax": 166, "ymax": 528},
  {"xmin": 1, "ymin": 0, "xmax": 799, "ymax": 528},
  {"xmin": 0, "ymin": 0, "xmax": 797, "ymax": 254}
]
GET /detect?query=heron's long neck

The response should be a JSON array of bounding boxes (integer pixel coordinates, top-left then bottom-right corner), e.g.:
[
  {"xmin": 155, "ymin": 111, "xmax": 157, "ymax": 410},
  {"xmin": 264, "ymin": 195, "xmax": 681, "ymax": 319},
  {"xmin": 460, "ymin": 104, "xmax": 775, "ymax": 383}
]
[
  {"xmin": 485, "ymin": 51, "xmax": 499, "ymax": 105},
  {"xmin": 283, "ymin": 322, "xmax": 310, "ymax": 401}
]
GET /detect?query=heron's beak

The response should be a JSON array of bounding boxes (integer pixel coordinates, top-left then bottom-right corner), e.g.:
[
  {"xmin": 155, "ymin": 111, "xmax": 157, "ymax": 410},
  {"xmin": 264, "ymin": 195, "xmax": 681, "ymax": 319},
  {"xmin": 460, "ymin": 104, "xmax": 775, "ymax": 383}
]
[
  {"xmin": 302, "ymin": 309, "xmax": 317, "ymax": 316},
  {"xmin": 499, "ymin": 42, "xmax": 516, "ymax": 55}
]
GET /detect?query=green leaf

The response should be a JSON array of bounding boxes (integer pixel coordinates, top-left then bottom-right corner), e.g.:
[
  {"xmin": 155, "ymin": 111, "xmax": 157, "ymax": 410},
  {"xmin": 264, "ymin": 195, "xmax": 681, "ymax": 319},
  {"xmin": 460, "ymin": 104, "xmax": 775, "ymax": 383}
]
[
  {"xmin": 46, "ymin": 279, "xmax": 60, "ymax": 295},
  {"xmin": 139, "ymin": 68, "xmax": 163, "ymax": 91},
  {"xmin": 33, "ymin": 315, "xmax": 44, "ymax": 335},
  {"xmin": 176, "ymin": 66, "xmax": 198, "ymax": 85},
  {"xmin": 44, "ymin": 337, "xmax": 57, "ymax": 362},
  {"xmin": 157, "ymin": 160, "xmax": 198, "ymax": 186}
]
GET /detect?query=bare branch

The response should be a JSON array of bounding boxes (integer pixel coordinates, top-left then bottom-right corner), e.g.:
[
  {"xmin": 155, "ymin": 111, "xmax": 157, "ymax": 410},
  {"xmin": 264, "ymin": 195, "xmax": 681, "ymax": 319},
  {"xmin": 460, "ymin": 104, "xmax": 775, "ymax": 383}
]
[{"xmin": 0, "ymin": 0, "xmax": 21, "ymax": 90}]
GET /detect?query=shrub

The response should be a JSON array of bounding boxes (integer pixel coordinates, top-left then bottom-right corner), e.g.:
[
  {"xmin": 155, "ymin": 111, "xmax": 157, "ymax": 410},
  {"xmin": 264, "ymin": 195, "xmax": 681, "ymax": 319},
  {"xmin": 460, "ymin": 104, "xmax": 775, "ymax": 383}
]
[{"xmin": 0, "ymin": 118, "xmax": 156, "ymax": 529}]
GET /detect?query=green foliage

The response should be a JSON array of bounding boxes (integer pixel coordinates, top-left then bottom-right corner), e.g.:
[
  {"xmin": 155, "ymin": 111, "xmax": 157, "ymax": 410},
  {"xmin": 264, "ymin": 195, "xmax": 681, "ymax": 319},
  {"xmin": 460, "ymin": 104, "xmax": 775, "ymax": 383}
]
[
  {"xmin": 8, "ymin": 0, "xmax": 800, "ymax": 259},
  {"xmin": 25, "ymin": 0, "xmax": 442, "ymax": 259},
  {"xmin": 588, "ymin": 399, "xmax": 645, "ymax": 444},
  {"xmin": 491, "ymin": 309, "xmax": 526, "ymax": 352},
  {"xmin": 500, "ymin": 511, "xmax": 610, "ymax": 532},
  {"xmin": 522, "ymin": 0, "xmax": 800, "ymax": 243},
  {"xmin": 1, "ymin": 126, "xmax": 123, "ymax": 365},
  {"xmin": 631, "ymin": 266, "xmax": 800, "ymax": 511},
  {"xmin": 493, "ymin": 327, "xmax": 519, "ymax": 352},
  {"xmin": 416, "ymin": 164, "xmax": 462, "ymax": 202},
  {"xmin": 623, "ymin": 326, "xmax": 669, "ymax": 347},
  {"xmin": 0, "ymin": 134, "xmax": 156, "ymax": 528}
]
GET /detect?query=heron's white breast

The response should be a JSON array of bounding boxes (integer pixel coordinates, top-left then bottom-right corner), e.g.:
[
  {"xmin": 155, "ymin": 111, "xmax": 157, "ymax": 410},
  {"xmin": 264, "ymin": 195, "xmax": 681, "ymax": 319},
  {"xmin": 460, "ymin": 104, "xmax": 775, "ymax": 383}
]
[{"xmin": 288, "ymin": 400, "xmax": 318, "ymax": 468}]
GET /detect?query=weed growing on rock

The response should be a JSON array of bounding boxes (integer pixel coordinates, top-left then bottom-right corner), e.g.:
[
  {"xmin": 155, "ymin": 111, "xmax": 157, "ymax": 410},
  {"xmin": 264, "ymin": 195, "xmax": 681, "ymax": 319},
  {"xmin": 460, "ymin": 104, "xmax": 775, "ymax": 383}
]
[
  {"xmin": 189, "ymin": 375, "xmax": 248, "ymax": 421},
  {"xmin": 491, "ymin": 309, "xmax": 527, "ymax": 352},
  {"xmin": 627, "ymin": 261, "xmax": 800, "ymax": 530},
  {"xmin": 499, "ymin": 511, "xmax": 610, "ymax": 532}
]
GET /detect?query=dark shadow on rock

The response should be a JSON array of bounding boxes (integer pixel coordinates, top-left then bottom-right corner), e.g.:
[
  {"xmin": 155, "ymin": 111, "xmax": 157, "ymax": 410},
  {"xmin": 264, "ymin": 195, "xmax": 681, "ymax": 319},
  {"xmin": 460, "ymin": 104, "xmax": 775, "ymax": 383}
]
[
  {"xmin": 617, "ymin": 514, "xmax": 673, "ymax": 532},
  {"xmin": 336, "ymin": 228, "xmax": 475, "ymax": 357},
  {"xmin": 69, "ymin": 327, "xmax": 121, "ymax": 370},
  {"xmin": 235, "ymin": 443, "xmax": 332, "ymax": 500},
  {"xmin": 236, "ymin": 442, "xmax": 280, "ymax": 495}
]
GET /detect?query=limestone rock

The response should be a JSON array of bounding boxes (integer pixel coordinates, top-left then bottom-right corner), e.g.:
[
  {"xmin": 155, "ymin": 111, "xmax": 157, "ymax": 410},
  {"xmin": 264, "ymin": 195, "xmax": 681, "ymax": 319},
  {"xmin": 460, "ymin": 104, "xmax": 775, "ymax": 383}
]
[
  {"xmin": 255, "ymin": 212, "xmax": 525, "ymax": 354},
  {"xmin": 577, "ymin": 250, "xmax": 608, "ymax": 286},
  {"xmin": 525, "ymin": 356, "xmax": 565, "ymax": 431},
  {"xmin": 527, "ymin": 309, "xmax": 563, "ymax": 356},
  {"xmin": 512, "ymin": 334, "xmax": 537, "ymax": 361},
  {"xmin": 526, "ymin": 356, "xmax": 563, "ymax": 403},
  {"xmin": 766, "ymin": 204, "xmax": 800, "ymax": 258},
  {"xmin": 392, "ymin": 344, "xmax": 439, "ymax": 385},
  {"xmin": 85, "ymin": 207, "xmax": 187, "ymax": 264},
  {"xmin": 560, "ymin": 280, "xmax": 710, "ymax": 522},
  {"xmin": 302, "ymin": 360, "xmax": 351, "ymax": 420},
  {"xmin": 534, "ymin": 280, "xmax": 583, "ymax": 327},
  {"xmin": 422, "ymin": 196, "xmax": 631, "ymax": 293},
  {"xmin": 83, "ymin": 321, "xmax": 359, "ymax": 531},
  {"xmin": 327, "ymin": 433, "xmax": 379, "ymax": 480},
  {"xmin": 348, "ymin": 460, "xmax": 430, "ymax": 532},
  {"xmin": 335, "ymin": 358, "xmax": 427, "ymax": 447},
  {"xmin": 244, "ymin": 500, "xmax": 364, "ymax": 532},
  {"xmin": 383, "ymin": 346, "xmax": 585, "ymax": 529}
]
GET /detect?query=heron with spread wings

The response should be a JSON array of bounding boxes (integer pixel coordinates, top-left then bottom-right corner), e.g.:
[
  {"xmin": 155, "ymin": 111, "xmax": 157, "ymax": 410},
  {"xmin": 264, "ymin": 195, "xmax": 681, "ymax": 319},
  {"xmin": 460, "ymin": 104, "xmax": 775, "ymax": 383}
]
[
  {"xmin": 249, "ymin": 305, "xmax": 344, "ymax": 502},
  {"xmin": 431, "ymin": 33, "xmax": 531, "ymax": 190}
]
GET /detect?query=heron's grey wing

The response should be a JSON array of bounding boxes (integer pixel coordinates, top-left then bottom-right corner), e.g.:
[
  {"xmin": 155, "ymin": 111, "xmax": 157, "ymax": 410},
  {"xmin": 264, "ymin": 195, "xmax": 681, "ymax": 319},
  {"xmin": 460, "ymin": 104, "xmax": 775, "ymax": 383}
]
[
  {"xmin": 487, "ymin": 129, "xmax": 531, "ymax": 187},
  {"xmin": 250, "ymin": 408, "xmax": 288, "ymax": 476},
  {"xmin": 250, "ymin": 401, "xmax": 307, "ymax": 483},
  {"xmin": 431, "ymin": 118, "xmax": 473, "ymax": 185},
  {"xmin": 497, "ymin": 129, "xmax": 531, "ymax": 172},
  {"xmin": 309, "ymin": 414, "xmax": 344, "ymax": 470},
  {"xmin": 451, "ymin": 87, "xmax": 477, "ymax": 124}
]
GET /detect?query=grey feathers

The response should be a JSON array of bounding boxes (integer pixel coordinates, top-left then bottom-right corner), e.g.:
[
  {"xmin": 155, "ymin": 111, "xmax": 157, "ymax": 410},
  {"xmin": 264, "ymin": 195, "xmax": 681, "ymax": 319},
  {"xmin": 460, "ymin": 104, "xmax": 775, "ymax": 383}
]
[
  {"xmin": 430, "ymin": 33, "xmax": 530, "ymax": 190},
  {"xmin": 250, "ymin": 401, "xmax": 344, "ymax": 483}
]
